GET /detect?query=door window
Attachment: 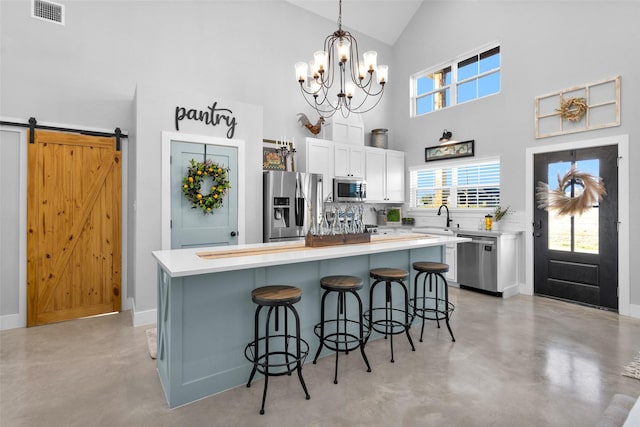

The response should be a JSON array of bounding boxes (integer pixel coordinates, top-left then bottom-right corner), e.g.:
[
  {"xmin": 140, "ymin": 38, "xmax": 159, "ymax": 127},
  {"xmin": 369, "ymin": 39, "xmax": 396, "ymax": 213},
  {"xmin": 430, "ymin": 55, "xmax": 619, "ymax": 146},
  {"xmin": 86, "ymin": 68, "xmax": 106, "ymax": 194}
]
[{"xmin": 546, "ymin": 159, "xmax": 600, "ymax": 254}]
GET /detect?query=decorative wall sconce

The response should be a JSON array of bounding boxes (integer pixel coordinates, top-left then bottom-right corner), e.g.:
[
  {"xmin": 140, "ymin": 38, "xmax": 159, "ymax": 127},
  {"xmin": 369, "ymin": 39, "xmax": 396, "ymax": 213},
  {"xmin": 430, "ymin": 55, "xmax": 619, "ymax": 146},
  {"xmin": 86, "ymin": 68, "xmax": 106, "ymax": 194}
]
[{"xmin": 439, "ymin": 129, "xmax": 453, "ymax": 143}]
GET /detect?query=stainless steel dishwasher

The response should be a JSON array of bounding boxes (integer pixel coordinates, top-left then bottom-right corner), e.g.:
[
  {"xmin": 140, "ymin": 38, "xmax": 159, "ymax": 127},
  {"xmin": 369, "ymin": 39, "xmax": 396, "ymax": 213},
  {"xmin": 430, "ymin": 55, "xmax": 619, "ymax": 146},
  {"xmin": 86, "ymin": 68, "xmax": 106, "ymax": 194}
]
[{"xmin": 457, "ymin": 234, "xmax": 498, "ymax": 294}]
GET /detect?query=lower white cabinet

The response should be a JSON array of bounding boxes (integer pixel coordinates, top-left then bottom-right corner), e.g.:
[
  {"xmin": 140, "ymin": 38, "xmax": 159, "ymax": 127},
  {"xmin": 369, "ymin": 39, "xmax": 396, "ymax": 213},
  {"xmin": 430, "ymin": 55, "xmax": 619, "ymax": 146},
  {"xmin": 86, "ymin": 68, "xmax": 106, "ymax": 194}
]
[{"xmin": 445, "ymin": 243, "xmax": 457, "ymax": 282}]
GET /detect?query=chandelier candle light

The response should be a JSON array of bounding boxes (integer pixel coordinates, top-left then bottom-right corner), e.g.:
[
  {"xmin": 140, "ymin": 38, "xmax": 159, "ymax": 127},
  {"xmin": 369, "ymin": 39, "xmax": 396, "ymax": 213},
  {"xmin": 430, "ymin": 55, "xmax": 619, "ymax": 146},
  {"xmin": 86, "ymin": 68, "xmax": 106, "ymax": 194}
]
[{"xmin": 295, "ymin": 0, "xmax": 388, "ymax": 118}]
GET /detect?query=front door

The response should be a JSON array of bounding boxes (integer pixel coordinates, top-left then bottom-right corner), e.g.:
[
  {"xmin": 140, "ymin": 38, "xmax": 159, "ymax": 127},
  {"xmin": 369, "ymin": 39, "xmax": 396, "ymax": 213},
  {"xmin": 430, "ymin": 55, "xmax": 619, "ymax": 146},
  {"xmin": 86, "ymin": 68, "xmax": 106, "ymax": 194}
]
[
  {"xmin": 533, "ymin": 145, "xmax": 618, "ymax": 310},
  {"xmin": 171, "ymin": 141, "xmax": 238, "ymax": 249},
  {"xmin": 27, "ymin": 130, "xmax": 122, "ymax": 326}
]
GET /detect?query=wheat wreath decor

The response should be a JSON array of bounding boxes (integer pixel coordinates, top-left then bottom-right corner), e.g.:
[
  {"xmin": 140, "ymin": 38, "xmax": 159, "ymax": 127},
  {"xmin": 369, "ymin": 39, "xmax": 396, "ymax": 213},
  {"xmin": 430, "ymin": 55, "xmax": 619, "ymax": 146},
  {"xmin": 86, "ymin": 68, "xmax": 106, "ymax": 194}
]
[
  {"xmin": 558, "ymin": 97, "xmax": 588, "ymax": 122},
  {"xmin": 536, "ymin": 166, "xmax": 606, "ymax": 217},
  {"xmin": 182, "ymin": 159, "xmax": 231, "ymax": 214}
]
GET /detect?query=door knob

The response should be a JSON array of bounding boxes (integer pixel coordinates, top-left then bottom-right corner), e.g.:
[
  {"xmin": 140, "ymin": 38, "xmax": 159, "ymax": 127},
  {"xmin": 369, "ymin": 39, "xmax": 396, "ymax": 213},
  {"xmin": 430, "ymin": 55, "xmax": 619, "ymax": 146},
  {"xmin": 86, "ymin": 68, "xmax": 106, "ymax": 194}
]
[{"xmin": 230, "ymin": 231, "xmax": 237, "ymax": 237}]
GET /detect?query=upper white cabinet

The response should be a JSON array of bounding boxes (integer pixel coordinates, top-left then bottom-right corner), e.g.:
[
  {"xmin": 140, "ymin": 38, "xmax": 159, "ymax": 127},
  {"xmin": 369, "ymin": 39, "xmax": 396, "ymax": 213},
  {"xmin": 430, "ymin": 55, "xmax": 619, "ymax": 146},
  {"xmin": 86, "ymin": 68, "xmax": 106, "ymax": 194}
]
[
  {"xmin": 321, "ymin": 114, "xmax": 364, "ymax": 146},
  {"xmin": 305, "ymin": 137, "xmax": 403, "ymax": 203},
  {"xmin": 365, "ymin": 147, "xmax": 405, "ymax": 203},
  {"xmin": 385, "ymin": 150, "xmax": 405, "ymax": 202},
  {"xmin": 305, "ymin": 138, "xmax": 333, "ymax": 201},
  {"xmin": 334, "ymin": 144, "xmax": 365, "ymax": 178}
]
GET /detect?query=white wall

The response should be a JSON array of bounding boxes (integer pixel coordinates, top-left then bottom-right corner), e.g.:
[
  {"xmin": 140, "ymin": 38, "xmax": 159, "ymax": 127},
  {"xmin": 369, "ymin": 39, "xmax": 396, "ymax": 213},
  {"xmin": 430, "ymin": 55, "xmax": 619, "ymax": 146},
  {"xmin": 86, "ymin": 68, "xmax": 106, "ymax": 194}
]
[
  {"xmin": 391, "ymin": 1, "xmax": 640, "ymax": 306},
  {"xmin": 131, "ymin": 85, "xmax": 263, "ymax": 323},
  {"xmin": 0, "ymin": 129, "xmax": 26, "ymax": 329},
  {"xmin": 0, "ymin": 0, "xmax": 393, "ymax": 326}
]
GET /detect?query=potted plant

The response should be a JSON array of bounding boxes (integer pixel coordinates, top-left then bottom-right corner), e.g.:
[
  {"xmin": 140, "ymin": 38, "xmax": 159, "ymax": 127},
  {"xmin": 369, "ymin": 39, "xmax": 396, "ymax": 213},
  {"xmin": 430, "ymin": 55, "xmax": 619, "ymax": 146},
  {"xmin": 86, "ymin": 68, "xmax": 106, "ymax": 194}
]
[{"xmin": 493, "ymin": 205, "xmax": 510, "ymax": 230}]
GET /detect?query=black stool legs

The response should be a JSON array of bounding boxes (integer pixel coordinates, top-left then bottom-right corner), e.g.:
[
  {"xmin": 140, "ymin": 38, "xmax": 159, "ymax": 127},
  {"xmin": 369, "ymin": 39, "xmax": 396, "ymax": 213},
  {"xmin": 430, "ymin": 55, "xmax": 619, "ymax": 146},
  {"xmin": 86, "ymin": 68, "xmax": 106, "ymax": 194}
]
[
  {"xmin": 413, "ymin": 267, "xmax": 456, "ymax": 342},
  {"xmin": 245, "ymin": 286, "xmax": 310, "ymax": 415},
  {"xmin": 365, "ymin": 269, "xmax": 415, "ymax": 363},
  {"xmin": 313, "ymin": 276, "xmax": 371, "ymax": 385}
]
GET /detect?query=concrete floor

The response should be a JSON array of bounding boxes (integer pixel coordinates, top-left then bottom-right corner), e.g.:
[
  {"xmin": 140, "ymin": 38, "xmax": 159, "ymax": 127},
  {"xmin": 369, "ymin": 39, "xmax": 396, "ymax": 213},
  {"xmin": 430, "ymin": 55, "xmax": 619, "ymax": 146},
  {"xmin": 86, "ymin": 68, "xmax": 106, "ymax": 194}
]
[{"xmin": 1, "ymin": 288, "xmax": 639, "ymax": 427}]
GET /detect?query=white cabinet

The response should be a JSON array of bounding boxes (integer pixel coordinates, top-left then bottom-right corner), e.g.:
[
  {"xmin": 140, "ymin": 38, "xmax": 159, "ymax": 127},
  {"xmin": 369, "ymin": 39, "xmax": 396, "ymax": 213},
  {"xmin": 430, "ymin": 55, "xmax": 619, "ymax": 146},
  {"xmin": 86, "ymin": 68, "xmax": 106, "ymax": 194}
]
[
  {"xmin": 305, "ymin": 138, "xmax": 333, "ymax": 201},
  {"xmin": 364, "ymin": 147, "xmax": 405, "ymax": 203},
  {"xmin": 321, "ymin": 114, "xmax": 364, "ymax": 145},
  {"xmin": 496, "ymin": 233, "xmax": 519, "ymax": 297},
  {"xmin": 334, "ymin": 144, "xmax": 365, "ymax": 178},
  {"xmin": 385, "ymin": 150, "xmax": 404, "ymax": 202},
  {"xmin": 445, "ymin": 244, "xmax": 457, "ymax": 282}
]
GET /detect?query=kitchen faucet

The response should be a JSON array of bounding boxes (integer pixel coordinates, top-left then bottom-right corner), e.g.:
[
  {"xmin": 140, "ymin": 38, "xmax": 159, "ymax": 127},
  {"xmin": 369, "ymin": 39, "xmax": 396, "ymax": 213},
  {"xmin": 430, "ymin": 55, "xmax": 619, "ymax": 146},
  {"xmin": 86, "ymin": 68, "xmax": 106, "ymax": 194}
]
[{"xmin": 437, "ymin": 204, "xmax": 452, "ymax": 229}]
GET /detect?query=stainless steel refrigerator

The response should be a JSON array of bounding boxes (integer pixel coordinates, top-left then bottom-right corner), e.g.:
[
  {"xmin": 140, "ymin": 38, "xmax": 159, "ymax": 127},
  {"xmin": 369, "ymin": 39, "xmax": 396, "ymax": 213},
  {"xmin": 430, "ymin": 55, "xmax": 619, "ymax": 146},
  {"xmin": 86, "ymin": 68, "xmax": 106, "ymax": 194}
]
[{"xmin": 263, "ymin": 171, "xmax": 323, "ymax": 243}]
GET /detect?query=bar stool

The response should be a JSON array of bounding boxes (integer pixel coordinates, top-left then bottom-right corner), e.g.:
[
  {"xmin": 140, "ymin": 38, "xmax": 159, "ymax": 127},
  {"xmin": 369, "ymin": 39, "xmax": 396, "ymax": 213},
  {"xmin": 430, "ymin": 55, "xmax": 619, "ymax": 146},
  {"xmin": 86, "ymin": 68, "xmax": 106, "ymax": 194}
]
[
  {"xmin": 312, "ymin": 275, "xmax": 371, "ymax": 384},
  {"xmin": 364, "ymin": 268, "xmax": 415, "ymax": 363},
  {"xmin": 244, "ymin": 285, "xmax": 310, "ymax": 415},
  {"xmin": 412, "ymin": 262, "xmax": 456, "ymax": 342}
]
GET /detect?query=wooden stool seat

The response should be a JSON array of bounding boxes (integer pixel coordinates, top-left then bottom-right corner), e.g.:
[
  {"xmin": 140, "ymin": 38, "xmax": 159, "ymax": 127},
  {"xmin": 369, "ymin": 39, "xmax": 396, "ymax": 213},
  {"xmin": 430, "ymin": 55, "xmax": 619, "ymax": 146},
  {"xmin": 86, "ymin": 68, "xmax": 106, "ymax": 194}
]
[
  {"xmin": 320, "ymin": 275, "xmax": 363, "ymax": 291},
  {"xmin": 251, "ymin": 285, "xmax": 301, "ymax": 306},
  {"xmin": 412, "ymin": 262, "xmax": 449, "ymax": 274},
  {"xmin": 369, "ymin": 268, "xmax": 409, "ymax": 281}
]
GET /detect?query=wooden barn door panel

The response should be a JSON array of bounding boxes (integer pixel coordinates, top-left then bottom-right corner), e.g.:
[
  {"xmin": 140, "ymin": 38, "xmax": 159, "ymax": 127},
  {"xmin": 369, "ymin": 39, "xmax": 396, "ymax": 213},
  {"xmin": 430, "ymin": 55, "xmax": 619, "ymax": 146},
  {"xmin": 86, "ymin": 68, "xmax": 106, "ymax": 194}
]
[{"xmin": 27, "ymin": 130, "xmax": 121, "ymax": 326}]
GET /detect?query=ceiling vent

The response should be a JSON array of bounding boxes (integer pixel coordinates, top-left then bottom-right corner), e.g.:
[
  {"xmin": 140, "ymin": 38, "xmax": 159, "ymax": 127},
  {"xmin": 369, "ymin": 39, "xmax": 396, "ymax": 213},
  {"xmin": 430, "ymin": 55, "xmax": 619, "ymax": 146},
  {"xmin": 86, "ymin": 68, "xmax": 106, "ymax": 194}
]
[{"xmin": 31, "ymin": 0, "xmax": 65, "ymax": 25}]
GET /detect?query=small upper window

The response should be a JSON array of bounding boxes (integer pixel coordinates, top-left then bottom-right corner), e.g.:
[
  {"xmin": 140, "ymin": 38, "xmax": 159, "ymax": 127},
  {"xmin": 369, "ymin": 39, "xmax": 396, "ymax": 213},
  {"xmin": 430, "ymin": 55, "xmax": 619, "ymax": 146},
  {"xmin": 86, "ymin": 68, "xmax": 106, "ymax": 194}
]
[{"xmin": 411, "ymin": 44, "xmax": 501, "ymax": 117}]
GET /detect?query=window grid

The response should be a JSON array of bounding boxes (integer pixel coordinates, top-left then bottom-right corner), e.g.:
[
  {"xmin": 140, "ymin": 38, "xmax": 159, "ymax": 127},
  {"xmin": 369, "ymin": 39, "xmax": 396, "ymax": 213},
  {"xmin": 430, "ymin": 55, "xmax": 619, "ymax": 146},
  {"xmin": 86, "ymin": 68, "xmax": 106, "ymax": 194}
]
[{"xmin": 412, "ymin": 44, "xmax": 500, "ymax": 117}]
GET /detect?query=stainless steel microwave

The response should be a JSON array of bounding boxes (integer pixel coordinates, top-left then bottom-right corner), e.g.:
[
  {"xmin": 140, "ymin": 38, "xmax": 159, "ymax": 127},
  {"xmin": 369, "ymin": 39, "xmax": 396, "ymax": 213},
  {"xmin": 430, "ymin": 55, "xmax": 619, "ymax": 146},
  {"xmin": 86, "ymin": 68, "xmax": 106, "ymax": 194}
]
[{"xmin": 333, "ymin": 177, "xmax": 366, "ymax": 202}]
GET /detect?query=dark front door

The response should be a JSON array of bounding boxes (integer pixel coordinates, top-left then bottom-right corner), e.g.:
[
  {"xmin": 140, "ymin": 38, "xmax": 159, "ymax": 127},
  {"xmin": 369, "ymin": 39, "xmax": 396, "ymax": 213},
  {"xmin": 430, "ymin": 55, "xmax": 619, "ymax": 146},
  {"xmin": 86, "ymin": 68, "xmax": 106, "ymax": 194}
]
[{"xmin": 533, "ymin": 145, "xmax": 618, "ymax": 310}]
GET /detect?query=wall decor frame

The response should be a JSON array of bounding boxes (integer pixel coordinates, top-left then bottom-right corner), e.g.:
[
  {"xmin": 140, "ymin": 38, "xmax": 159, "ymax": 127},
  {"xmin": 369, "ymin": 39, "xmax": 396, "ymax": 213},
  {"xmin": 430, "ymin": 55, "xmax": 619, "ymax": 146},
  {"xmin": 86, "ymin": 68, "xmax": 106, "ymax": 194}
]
[
  {"xmin": 534, "ymin": 75, "xmax": 621, "ymax": 139},
  {"xmin": 425, "ymin": 140, "xmax": 474, "ymax": 162},
  {"xmin": 262, "ymin": 139, "xmax": 295, "ymax": 171}
]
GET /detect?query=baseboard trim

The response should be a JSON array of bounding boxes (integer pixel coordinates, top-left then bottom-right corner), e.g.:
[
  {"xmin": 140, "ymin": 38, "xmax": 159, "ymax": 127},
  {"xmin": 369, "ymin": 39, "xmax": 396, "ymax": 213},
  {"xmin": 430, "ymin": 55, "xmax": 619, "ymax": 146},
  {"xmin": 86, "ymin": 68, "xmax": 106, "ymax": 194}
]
[
  {"xmin": 0, "ymin": 313, "xmax": 25, "ymax": 330},
  {"xmin": 626, "ymin": 303, "xmax": 640, "ymax": 319},
  {"xmin": 131, "ymin": 298, "xmax": 157, "ymax": 327}
]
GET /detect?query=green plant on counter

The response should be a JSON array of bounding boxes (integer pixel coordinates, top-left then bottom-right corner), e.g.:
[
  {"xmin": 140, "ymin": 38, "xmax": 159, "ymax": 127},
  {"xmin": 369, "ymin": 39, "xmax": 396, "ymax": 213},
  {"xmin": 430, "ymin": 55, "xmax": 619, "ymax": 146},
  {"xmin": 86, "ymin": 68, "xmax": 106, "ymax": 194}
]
[
  {"xmin": 387, "ymin": 208, "xmax": 401, "ymax": 222},
  {"xmin": 494, "ymin": 205, "xmax": 510, "ymax": 222}
]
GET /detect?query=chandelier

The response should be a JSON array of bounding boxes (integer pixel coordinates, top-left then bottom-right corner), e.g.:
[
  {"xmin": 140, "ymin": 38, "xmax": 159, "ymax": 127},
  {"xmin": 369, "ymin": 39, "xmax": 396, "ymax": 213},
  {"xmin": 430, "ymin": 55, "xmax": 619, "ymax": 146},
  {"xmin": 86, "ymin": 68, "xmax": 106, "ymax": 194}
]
[{"xmin": 295, "ymin": 0, "xmax": 388, "ymax": 118}]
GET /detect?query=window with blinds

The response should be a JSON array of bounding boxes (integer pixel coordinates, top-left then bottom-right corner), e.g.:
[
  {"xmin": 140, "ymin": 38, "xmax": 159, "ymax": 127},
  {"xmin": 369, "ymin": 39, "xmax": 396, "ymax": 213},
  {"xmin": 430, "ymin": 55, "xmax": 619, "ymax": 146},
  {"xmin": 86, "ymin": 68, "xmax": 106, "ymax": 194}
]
[{"xmin": 410, "ymin": 160, "xmax": 501, "ymax": 209}]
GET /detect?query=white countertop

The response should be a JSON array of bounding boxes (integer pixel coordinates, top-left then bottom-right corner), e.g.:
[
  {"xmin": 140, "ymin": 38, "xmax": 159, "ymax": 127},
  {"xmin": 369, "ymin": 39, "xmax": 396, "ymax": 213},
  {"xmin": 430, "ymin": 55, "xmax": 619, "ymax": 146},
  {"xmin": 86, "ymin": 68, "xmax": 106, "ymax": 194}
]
[
  {"xmin": 411, "ymin": 227, "xmax": 523, "ymax": 237},
  {"xmin": 152, "ymin": 234, "xmax": 468, "ymax": 278}
]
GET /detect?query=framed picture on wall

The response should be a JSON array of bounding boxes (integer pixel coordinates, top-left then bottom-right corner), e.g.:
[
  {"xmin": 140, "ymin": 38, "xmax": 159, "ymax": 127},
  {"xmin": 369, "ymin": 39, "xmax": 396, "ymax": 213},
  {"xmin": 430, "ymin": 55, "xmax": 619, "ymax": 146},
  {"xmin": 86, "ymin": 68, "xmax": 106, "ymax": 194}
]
[
  {"xmin": 425, "ymin": 140, "xmax": 475, "ymax": 162},
  {"xmin": 262, "ymin": 139, "xmax": 295, "ymax": 171}
]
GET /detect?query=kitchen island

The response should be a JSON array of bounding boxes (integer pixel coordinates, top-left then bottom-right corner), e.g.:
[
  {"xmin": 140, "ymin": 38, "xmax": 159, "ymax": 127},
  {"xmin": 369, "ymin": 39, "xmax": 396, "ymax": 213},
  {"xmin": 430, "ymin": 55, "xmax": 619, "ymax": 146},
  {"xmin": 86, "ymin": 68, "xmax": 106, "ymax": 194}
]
[{"xmin": 152, "ymin": 233, "xmax": 468, "ymax": 408}]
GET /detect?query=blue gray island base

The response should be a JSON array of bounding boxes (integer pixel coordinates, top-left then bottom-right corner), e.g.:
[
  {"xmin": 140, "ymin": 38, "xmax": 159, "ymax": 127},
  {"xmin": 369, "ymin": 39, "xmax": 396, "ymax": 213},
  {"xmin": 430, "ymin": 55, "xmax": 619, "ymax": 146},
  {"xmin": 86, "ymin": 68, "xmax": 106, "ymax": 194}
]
[{"xmin": 155, "ymin": 242, "xmax": 449, "ymax": 408}]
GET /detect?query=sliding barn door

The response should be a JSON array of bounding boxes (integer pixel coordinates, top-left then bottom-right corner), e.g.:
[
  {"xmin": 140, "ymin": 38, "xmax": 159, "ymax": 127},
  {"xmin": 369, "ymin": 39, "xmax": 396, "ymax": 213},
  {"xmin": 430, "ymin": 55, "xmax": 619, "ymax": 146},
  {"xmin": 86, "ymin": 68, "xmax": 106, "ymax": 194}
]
[{"xmin": 27, "ymin": 130, "xmax": 121, "ymax": 326}]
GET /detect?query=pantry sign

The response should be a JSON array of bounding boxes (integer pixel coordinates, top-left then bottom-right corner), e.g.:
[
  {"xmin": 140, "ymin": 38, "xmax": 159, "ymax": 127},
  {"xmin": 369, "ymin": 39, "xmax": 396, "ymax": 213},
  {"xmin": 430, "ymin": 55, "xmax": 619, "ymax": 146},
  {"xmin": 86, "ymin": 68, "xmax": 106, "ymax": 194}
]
[{"xmin": 174, "ymin": 101, "xmax": 238, "ymax": 139}]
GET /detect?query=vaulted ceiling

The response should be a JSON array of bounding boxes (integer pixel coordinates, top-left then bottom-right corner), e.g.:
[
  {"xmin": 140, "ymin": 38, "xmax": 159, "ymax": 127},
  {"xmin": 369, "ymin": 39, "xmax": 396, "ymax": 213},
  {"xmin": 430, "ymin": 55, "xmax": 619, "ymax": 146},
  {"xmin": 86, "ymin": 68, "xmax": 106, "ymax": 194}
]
[{"xmin": 285, "ymin": 0, "xmax": 424, "ymax": 46}]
